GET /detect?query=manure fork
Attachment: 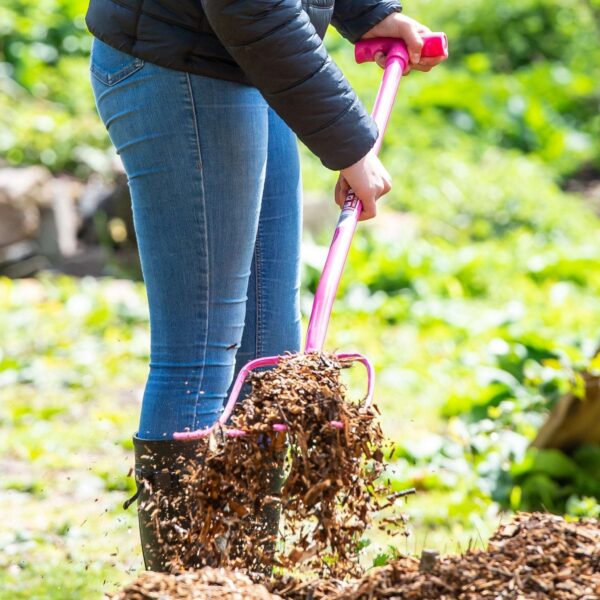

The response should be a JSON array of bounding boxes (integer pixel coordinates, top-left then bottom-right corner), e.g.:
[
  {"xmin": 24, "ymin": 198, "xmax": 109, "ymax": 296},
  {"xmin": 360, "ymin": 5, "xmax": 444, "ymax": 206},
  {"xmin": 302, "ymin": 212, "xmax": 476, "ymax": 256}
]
[{"xmin": 175, "ymin": 32, "xmax": 448, "ymax": 441}]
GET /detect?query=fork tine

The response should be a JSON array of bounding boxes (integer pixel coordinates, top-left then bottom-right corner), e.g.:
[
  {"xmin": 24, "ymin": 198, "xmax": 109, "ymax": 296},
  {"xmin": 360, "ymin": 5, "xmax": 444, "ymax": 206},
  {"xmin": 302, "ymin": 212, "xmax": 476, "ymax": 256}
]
[{"xmin": 334, "ymin": 352, "xmax": 375, "ymax": 408}]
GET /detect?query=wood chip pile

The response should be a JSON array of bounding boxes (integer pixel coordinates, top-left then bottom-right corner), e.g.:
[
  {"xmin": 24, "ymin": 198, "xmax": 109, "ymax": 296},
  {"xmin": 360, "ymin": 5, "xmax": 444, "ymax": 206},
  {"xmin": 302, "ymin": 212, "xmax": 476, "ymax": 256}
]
[
  {"xmin": 110, "ymin": 568, "xmax": 281, "ymax": 600},
  {"xmin": 112, "ymin": 513, "xmax": 600, "ymax": 600},
  {"xmin": 271, "ymin": 512, "xmax": 600, "ymax": 600}
]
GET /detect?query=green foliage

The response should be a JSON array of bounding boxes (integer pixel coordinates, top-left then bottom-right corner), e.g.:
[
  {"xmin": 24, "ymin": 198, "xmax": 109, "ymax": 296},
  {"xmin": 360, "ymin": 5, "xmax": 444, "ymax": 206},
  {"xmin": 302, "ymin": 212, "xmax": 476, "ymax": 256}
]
[
  {"xmin": 2, "ymin": 0, "xmax": 600, "ymax": 177},
  {"xmin": 0, "ymin": 0, "xmax": 108, "ymax": 174},
  {"xmin": 0, "ymin": 276, "xmax": 145, "ymax": 599},
  {"xmin": 328, "ymin": 219, "xmax": 600, "ymax": 519},
  {"xmin": 426, "ymin": 0, "xmax": 600, "ymax": 72}
]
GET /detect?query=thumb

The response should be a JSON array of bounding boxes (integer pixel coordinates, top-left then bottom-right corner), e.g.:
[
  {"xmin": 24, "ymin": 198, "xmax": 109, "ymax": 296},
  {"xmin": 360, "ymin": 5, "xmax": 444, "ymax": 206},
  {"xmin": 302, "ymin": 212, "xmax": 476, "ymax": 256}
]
[
  {"xmin": 403, "ymin": 28, "xmax": 424, "ymax": 64},
  {"xmin": 374, "ymin": 51, "xmax": 386, "ymax": 69}
]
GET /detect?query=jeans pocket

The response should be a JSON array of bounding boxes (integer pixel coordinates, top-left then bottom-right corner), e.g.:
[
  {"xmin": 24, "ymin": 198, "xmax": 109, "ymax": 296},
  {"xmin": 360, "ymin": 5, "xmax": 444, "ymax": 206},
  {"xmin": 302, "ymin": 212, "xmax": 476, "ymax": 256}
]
[{"xmin": 90, "ymin": 38, "xmax": 145, "ymax": 87}]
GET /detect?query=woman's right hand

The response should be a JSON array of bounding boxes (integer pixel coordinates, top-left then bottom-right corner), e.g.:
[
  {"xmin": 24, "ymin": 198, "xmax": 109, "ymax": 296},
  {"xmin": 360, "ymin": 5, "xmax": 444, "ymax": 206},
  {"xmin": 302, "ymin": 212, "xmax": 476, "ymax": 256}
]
[{"xmin": 335, "ymin": 153, "xmax": 392, "ymax": 221}]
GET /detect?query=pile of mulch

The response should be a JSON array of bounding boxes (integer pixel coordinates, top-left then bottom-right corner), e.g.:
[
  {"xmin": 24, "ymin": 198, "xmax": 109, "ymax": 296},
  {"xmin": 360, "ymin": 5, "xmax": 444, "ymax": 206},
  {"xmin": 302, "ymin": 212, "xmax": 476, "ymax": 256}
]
[
  {"xmin": 110, "ymin": 567, "xmax": 280, "ymax": 600},
  {"xmin": 271, "ymin": 512, "xmax": 600, "ymax": 599},
  {"xmin": 147, "ymin": 353, "xmax": 396, "ymax": 576},
  {"xmin": 111, "ymin": 513, "xmax": 600, "ymax": 600}
]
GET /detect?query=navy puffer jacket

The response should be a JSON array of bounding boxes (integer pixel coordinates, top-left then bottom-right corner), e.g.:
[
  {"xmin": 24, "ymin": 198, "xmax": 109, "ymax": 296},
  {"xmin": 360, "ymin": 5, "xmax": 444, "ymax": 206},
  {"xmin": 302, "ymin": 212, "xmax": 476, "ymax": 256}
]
[{"xmin": 86, "ymin": 0, "xmax": 401, "ymax": 170}]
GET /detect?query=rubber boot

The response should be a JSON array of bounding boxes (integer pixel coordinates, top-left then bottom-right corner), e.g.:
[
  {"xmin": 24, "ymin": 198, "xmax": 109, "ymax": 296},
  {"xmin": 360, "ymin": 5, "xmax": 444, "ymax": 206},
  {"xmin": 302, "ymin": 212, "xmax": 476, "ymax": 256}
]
[
  {"xmin": 124, "ymin": 433, "xmax": 285, "ymax": 574},
  {"xmin": 230, "ymin": 430, "xmax": 286, "ymax": 576},
  {"xmin": 125, "ymin": 435, "xmax": 205, "ymax": 571}
]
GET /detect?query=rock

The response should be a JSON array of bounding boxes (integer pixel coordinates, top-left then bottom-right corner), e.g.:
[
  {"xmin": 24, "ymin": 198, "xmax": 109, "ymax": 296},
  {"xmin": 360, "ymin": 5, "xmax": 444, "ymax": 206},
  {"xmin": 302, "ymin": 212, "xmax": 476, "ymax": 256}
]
[
  {"xmin": 78, "ymin": 172, "xmax": 135, "ymax": 247},
  {"xmin": 0, "ymin": 166, "xmax": 52, "ymax": 247},
  {"xmin": 38, "ymin": 176, "xmax": 83, "ymax": 259},
  {"xmin": 419, "ymin": 549, "xmax": 439, "ymax": 573}
]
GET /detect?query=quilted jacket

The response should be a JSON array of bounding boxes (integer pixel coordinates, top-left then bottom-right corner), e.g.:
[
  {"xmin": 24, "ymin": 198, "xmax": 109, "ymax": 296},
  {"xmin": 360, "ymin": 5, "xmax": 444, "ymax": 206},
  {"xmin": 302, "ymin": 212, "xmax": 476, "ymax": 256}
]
[{"xmin": 86, "ymin": 0, "xmax": 402, "ymax": 169}]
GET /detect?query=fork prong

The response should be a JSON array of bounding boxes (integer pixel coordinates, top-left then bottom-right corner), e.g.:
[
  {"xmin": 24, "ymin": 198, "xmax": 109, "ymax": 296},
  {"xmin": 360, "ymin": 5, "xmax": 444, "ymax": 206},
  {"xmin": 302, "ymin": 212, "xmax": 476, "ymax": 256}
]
[{"xmin": 334, "ymin": 352, "xmax": 375, "ymax": 408}]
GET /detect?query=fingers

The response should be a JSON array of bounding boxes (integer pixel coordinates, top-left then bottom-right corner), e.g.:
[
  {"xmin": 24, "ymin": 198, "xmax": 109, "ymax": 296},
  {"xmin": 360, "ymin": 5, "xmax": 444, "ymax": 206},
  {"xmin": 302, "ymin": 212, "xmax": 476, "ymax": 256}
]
[
  {"xmin": 413, "ymin": 55, "xmax": 446, "ymax": 72},
  {"xmin": 334, "ymin": 175, "xmax": 350, "ymax": 208},
  {"xmin": 372, "ymin": 30, "xmax": 444, "ymax": 73},
  {"xmin": 358, "ymin": 164, "xmax": 392, "ymax": 221},
  {"xmin": 382, "ymin": 169, "xmax": 392, "ymax": 195},
  {"xmin": 419, "ymin": 56, "xmax": 442, "ymax": 67},
  {"xmin": 411, "ymin": 63, "xmax": 433, "ymax": 73},
  {"xmin": 339, "ymin": 154, "xmax": 392, "ymax": 220},
  {"xmin": 359, "ymin": 197, "xmax": 377, "ymax": 221},
  {"xmin": 374, "ymin": 51, "xmax": 386, "ymax": 69},
  {"xmin": 402, "ymin": 26, "xmax": 425, "ymax": 65}
]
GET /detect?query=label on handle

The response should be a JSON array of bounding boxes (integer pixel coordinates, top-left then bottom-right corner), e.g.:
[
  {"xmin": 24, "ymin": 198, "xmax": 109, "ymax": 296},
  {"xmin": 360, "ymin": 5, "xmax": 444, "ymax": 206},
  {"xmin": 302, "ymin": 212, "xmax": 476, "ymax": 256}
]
[{"xmin": 343, "ymin": 191, "xmax": 359, "ymax": 211}]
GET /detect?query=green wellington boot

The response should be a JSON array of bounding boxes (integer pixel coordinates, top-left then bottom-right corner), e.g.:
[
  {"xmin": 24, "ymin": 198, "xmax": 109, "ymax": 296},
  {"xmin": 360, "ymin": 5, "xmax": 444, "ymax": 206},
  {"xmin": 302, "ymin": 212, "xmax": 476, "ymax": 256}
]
[
  {"xmin": 124, "ymin": 435, "xmax": 206, "ymax": 571},
  {"xmin": 230, "ymin": 440, "xmax": 286, "ymax": 575},
  {"xmin": 124, "ymin": 434, "xmax": 285, "ymax": 573}
]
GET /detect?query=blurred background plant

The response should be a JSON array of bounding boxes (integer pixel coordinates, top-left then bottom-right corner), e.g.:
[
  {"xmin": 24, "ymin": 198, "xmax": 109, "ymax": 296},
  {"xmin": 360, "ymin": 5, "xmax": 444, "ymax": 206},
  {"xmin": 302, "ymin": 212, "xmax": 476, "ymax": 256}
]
[{"xmin": 1, "ymin": 0, "xmax": 600, "ymax": 598}]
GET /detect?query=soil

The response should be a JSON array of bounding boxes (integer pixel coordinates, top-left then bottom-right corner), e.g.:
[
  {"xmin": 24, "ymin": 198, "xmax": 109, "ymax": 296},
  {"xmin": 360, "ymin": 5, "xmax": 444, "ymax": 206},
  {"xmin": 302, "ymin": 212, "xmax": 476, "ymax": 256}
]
[{"xmin": 111, "ymin": 513, "xmax": 600, "ymax": 599}]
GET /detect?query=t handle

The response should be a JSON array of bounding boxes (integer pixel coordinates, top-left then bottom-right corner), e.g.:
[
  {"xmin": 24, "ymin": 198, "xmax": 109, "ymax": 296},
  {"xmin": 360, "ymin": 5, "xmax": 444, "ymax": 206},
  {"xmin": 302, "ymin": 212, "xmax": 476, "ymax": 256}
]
[
  {"xmin": 355, "ymin": 32, "xmax": 448, "ymax": 71},
  {"xmin": 304, "ymin": 32, "xmax": 448, "ymax": 354}
]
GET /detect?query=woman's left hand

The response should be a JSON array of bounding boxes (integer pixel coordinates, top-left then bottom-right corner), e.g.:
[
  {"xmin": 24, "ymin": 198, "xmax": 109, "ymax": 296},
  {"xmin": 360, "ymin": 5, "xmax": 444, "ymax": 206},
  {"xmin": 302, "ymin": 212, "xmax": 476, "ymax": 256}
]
[{"xmin": 362, "ymin": 13, "xmax": 446, "ymax": 73}]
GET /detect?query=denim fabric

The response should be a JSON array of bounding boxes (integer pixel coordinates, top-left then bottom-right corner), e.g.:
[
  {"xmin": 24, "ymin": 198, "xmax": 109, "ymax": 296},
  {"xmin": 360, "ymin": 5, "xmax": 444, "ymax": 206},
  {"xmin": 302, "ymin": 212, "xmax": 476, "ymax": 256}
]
[{"xmin": 90, "ymin": 39, "xmax": 302, "ymax": 440}]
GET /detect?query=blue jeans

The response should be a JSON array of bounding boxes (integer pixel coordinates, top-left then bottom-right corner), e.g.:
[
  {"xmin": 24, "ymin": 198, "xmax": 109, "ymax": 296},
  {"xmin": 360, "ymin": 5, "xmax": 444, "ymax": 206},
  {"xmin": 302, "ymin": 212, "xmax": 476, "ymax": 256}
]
[{"xmin": 90, "ymin": 39, "xmax": 302, "ymax": 440}]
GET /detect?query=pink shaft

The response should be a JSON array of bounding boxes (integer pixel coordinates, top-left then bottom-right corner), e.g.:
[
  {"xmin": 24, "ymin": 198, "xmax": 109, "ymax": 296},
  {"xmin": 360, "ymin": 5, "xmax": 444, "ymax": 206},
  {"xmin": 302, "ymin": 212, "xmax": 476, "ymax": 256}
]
[{"xmin": 304, "ymin": 56, "xmax": 405, "ymax": 352}]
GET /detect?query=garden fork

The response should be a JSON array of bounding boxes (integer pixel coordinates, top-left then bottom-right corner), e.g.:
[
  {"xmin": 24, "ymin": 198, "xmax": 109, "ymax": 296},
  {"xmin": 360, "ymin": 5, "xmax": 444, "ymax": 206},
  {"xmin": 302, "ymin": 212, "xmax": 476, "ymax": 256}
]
[{"xmin": 175, "ymin": 32, "xmax": 448, "ymax": 441}]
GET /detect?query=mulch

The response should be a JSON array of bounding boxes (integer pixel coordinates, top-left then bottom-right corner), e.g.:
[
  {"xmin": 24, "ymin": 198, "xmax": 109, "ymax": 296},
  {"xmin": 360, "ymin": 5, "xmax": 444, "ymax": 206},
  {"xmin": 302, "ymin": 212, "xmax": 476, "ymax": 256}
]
[
  {"xmin": 142, "ymin": 353, "xmax": 396, "ymax": 576},
  {"xmin": 112, "ymin": 513, "xmax": 600, "ymax": 599},
  {"xmin": 110, "ymin": 567, "xmax": 281, "ymax": 600}
]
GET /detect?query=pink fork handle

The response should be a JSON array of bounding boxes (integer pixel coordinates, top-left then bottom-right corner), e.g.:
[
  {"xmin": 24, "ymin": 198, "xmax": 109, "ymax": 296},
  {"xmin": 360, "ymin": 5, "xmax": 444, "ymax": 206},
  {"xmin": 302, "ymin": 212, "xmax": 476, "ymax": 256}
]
[
  {"xmin": 306, "ymin": 34, "xmax": 448, "ymax": 352},
  {"xmin": 355, "ymin": 32, "xmax": 448, "ymax": 70}
]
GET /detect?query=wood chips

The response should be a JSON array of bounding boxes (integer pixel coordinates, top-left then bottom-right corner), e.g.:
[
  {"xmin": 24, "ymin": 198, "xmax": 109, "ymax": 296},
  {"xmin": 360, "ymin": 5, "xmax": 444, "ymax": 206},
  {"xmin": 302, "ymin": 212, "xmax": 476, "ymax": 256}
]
[
  {"xmin": 112, "ymin": 513, "xmax": 600, "ymax": 600},
  {"xmin": 110, "ymin": 567, "xmax": 281, "ymax": 600},
  {"xmin": 114, "ymin": 353, "xmax": 599, "ymax": 599},
  {"xmin": 145, "ymin": 353, "xmax": 394, "ymax": 576}
]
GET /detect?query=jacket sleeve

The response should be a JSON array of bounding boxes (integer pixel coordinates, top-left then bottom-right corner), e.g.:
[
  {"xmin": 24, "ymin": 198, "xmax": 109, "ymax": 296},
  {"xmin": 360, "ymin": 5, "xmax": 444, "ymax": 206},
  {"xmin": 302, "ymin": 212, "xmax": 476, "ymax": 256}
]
[
  {"xmin": 200, "ymin": 0, "xmax": 378, "ymax": 171},
  {"xmin": 332, "ymin": 0, "xmax": 402, "ymax": 43}
]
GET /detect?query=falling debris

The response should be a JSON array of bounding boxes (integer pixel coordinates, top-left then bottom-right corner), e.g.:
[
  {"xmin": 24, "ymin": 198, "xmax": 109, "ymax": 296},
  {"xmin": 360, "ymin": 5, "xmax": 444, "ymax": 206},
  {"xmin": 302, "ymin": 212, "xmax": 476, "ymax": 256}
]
[{"xmin": 142, "ymin": 353, "xmax": 395, "ymax": 576}]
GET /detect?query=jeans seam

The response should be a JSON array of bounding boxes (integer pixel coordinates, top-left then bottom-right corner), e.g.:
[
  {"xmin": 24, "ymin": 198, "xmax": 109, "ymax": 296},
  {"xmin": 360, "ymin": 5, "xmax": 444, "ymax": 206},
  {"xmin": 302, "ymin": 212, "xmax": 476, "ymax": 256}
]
[
  {"xmin": 185, "ymin": 73, "xmax": 204, "ymax": 171},
  {"xmin": 254, "ymin": 230, "xmax": 263, "ymax": 358},
  {"xmin": 184, "ymin": 72, "xmax": 209, "ymax": 429}
]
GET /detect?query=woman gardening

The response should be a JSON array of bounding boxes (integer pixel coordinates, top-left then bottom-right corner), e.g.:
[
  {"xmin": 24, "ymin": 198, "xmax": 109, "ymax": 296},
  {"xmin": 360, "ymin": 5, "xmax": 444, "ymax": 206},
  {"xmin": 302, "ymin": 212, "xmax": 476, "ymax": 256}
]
[{"xmin": 86, "ymin": 0, "xmax": 444, "ymax": 573}]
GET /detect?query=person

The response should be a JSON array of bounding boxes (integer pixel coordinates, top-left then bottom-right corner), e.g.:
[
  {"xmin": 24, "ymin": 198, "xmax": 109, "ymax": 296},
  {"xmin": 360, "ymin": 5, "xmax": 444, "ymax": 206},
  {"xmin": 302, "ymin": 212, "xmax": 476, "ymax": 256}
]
[{"xmin": 86, "ymin": 0, "xmax": 444, "ymax": 573}]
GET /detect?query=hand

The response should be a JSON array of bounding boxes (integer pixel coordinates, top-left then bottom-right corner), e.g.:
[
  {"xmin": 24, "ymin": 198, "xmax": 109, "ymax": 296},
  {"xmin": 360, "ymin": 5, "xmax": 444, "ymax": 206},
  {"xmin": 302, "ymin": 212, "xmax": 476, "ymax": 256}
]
[
  {"xmin": 335, "ymin": 153, "xmax": 391, "ymax": 221},
  {"xmin": 362, "ymin": 13, "xmax": 446, "ymax": 73}
]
